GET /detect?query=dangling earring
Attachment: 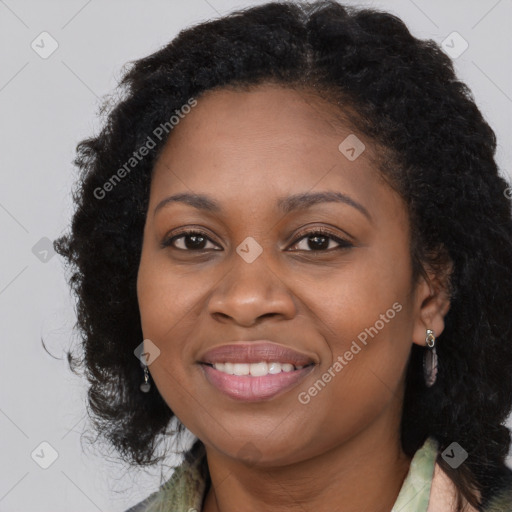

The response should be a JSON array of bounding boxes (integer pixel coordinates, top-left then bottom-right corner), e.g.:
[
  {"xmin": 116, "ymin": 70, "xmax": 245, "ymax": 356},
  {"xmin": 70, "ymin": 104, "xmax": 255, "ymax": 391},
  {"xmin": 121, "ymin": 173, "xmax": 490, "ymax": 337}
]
[
  {"xmin": 140, "ymin": 364, "xmax": 151, "ymax": 393},
  {"xmin": 423, "ymin": 329, "xmax": 438, "ymax": 387}
]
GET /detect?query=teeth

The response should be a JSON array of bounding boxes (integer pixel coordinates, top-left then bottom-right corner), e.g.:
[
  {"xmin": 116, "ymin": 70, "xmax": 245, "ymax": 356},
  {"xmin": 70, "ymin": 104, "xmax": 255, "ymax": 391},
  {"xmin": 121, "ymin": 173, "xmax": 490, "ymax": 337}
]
[
  {"xmin": 233, "ymin": 363, "xmax": 250, "ymax": 376},
  {"xmin": 212, "ymin": 361, "xmax": 304, "ymax": 376},
  {"xmin": 249, "ymin": 362, "xmax": 268, "ymax": 376}
]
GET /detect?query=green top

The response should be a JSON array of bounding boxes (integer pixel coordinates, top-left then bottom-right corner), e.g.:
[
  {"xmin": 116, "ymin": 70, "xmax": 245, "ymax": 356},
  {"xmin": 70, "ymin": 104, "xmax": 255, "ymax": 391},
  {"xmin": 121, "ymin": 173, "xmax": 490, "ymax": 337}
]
[
  {"xmin": 125, "ymin": 436, "xmax": 512, "ymax": 511},
  {"xmin": 391, "ymin": 437, "xmax": 437, "ymax": 511}
]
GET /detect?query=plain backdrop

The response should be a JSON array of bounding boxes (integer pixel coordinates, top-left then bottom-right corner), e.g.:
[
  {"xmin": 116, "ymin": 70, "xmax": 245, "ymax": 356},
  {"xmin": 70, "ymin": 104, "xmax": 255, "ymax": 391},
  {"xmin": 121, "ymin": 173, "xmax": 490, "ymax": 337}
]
[{"xmin": 1, "ymin": 1, "xmax": 511, "ymax": 511}]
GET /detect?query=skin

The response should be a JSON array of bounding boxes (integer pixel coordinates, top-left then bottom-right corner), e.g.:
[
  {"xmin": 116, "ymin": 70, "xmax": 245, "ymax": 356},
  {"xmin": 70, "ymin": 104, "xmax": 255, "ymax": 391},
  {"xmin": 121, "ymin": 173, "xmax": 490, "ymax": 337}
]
[{"xmin": 136, "ymin": 84, "xmax": 451, "ymax": 512}]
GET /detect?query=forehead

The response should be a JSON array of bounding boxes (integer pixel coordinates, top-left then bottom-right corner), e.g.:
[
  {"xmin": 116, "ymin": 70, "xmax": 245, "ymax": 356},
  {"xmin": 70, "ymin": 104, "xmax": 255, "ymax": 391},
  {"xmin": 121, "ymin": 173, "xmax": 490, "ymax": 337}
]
[
  {"xmin": 158, "ymin": 84, "xmax": 358, "ymax": 159},
  {"xmin": 148, "ymin": 84, "xmax": 397, "ymax": 221}
]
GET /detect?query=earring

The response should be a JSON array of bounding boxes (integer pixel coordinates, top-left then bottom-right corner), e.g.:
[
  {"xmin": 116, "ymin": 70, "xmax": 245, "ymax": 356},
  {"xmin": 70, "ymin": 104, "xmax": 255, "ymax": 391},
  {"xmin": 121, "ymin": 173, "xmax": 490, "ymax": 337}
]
[
  {"xmin": 423, "ymin": 329, "xmax": 438, "ymax": 387},
  {"xmin": 140, "ymin": 364, "xmax": 151, "ymax": 393}
]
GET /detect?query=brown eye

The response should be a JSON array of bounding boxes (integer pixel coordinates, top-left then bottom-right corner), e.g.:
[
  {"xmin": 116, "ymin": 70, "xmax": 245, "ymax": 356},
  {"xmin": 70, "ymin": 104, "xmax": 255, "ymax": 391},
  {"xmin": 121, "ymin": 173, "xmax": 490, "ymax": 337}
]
[
  {"xmin": 289, "ymin": 229, "xmax": 353, "ymax": 252},
  {"xmin": 161, "ymin": 230, "xmax": 220, "ymax": 251}
]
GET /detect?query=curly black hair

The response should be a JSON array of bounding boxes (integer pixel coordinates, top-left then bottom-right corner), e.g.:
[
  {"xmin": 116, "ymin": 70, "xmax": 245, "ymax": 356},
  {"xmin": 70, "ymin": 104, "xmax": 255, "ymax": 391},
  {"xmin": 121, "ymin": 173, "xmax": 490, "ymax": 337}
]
[{"xmin": 54, "ymin": 1, "xmax": 512, "ymax": 509}]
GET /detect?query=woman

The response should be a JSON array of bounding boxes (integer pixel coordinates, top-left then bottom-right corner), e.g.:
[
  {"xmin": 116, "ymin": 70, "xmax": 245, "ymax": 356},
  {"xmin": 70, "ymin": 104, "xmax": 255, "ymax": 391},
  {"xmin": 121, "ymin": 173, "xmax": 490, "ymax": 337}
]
[{"xmin": 54, "ymin": 1, "xmax": 512, "ymax": 510}]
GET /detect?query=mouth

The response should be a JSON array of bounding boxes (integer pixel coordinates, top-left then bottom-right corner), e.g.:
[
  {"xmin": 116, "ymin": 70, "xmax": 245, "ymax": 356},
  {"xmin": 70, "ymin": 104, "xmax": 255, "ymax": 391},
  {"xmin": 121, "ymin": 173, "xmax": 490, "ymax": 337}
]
[
  {"xmin": 198, "ymin": 341, "xmax": 317, "ymax": 401},
  {"xmin": 199, "ymin": 363, "xmax": 316, "ymax": 401}
]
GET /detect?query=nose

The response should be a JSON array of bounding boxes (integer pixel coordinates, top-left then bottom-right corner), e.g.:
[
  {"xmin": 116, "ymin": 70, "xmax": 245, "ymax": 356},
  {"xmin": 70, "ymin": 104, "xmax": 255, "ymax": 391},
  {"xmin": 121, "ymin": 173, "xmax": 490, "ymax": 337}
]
[{"xmin": 207, "ymin": 253, "xmax": 297, "ymax": 327}]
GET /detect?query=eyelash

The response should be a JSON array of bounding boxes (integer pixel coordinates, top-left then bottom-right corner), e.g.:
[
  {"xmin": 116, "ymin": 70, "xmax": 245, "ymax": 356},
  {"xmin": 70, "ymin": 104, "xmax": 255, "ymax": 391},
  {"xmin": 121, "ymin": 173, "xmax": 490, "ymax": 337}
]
[{"xmin": 161, "ymin": 227, "xmax": 353, "ymax": 253}]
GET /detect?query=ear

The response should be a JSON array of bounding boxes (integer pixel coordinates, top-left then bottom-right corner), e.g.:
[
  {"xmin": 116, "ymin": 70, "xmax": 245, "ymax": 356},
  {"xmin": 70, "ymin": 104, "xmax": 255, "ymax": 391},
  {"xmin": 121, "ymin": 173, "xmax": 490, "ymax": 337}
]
[{"xmin": 412, "ymin": 259, "xmax": 453, "ymax": 347}]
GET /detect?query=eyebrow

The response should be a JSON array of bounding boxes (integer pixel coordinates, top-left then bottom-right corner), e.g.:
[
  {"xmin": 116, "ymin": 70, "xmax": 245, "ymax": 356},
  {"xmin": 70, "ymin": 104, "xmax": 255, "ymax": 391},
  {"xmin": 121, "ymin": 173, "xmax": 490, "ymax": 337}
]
[{"xmin": 154, "ymin": 191, "xmax": 371, "ymax": 221}]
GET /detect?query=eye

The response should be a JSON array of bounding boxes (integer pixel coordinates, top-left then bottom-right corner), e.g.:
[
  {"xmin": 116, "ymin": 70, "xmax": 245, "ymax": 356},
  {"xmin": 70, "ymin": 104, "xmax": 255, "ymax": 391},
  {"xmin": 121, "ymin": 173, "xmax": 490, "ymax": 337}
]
[
  {"xmin": 161, "ymin": 227, "xmax": 353, "ymax": 253},
  {"xmin": 288, "ymin": 228, "xmax": 353, "ymax": 252},
  {"xmin": 161, "ymin": 230, "xmax": 221, "ymax": 251}
]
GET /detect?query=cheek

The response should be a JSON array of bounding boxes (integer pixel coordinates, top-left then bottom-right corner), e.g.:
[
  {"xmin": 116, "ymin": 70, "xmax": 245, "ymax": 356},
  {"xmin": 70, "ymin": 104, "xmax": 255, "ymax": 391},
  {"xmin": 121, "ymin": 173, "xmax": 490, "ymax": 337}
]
[
  {"xmin": 304, "ymin": 246, "xmax": 413, "ymax": 412},
  {"xmin": 136, "ymin": 261, "xmax": 199, "ymax": 419},
  {"xmin": 136, "ymin": 251, "xmax": 212, "ymax": 406},
  {"xmin": 137, "ymin": 249, "xmax": 200, "ymax": 340},
  {"xmin": 294, "ymin": 306, "xmax": 411, "ymax": 457},
  {"xmin": 314, "ymin": 248, "xmax": 410, "ymax": 346}
]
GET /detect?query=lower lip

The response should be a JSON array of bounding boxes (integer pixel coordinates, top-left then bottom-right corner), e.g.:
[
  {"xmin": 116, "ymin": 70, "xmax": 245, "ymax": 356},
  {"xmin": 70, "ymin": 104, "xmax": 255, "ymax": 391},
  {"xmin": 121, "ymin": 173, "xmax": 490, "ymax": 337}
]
[{"xmin": 201, "ymin": 364, "xmax": 315, "ymax": 401}]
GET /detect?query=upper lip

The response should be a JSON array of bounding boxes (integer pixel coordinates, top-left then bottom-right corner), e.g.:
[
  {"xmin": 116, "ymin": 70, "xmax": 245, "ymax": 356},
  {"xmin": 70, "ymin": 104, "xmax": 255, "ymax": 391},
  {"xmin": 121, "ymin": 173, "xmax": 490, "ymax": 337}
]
[{"xmin": 198, "ymin": 341, "xmax": 317, "ymax": 366}]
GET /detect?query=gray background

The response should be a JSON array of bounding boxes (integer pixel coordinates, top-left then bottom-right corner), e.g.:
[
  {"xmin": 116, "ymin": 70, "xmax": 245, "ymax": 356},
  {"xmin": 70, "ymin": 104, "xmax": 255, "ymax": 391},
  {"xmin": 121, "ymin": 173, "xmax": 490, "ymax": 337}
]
[{"xmin": 1, "ymin": 0, "xmax": 511, "ymax": 511}]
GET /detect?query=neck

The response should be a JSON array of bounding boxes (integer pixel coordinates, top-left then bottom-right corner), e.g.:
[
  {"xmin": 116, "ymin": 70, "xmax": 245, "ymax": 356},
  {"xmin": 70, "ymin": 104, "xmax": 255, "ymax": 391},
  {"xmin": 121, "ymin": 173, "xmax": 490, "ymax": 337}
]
[{"xmin": 202, "ymin": 411, "xmax": 411, "ymax": 512}]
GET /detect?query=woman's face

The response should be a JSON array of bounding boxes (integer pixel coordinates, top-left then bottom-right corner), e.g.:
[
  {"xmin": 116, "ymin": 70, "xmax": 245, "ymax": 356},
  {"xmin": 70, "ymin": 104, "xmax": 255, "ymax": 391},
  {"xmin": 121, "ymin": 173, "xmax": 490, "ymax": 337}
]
[{"xmin": 137, "ymin": 84, "xmax": 445, "ymax": 466}]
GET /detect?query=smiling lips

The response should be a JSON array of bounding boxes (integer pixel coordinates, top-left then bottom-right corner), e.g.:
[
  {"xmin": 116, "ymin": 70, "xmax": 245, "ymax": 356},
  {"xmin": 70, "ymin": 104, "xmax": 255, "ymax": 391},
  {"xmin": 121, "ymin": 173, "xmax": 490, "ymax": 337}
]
[{"xmin": 199, "ymin": 341, "xmax": 316, "ymax": 401}]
